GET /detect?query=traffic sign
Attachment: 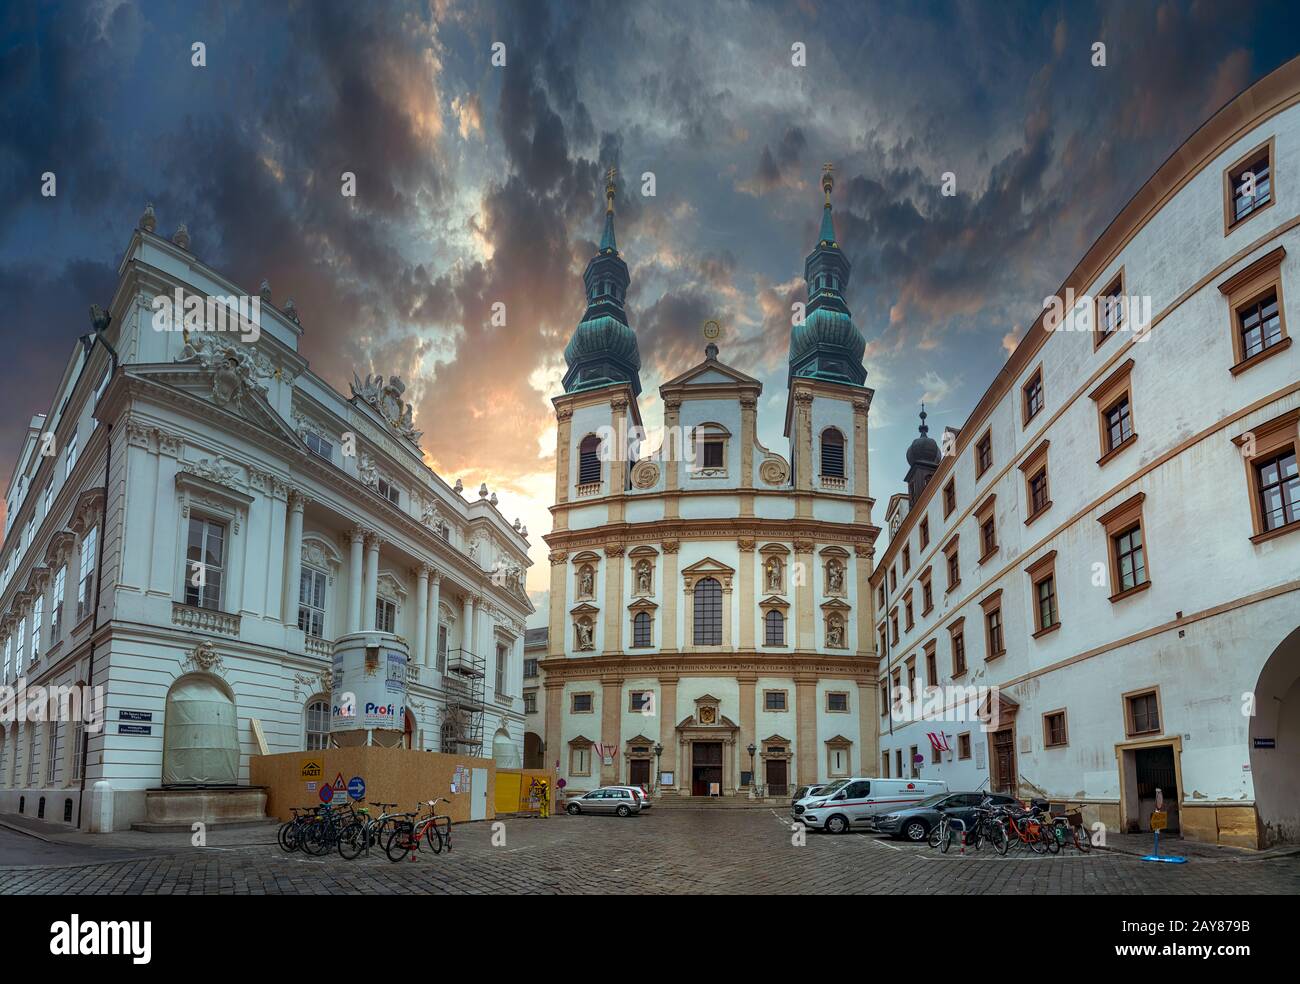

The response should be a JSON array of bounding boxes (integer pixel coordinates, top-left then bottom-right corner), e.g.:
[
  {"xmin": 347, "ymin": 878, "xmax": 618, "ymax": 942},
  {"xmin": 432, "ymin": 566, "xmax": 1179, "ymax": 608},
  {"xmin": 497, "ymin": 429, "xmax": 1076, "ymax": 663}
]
[
  {"xmin": 348, "ymin": 776, "xmax": 366, "ymax": 801},
  {"xmin": 319, "ymin": 784, "xmax": 334, "ymax": 804}
]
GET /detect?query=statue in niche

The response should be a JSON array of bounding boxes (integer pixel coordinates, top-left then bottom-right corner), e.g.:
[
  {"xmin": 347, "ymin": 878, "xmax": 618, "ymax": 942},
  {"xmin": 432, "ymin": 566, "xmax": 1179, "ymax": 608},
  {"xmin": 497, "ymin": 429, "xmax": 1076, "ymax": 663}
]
[
  {"xmin": 826, "ymin": 615, "xmax": 844, "ymax": 649},
  {"xmin": 827, "ymin": 560, "xmax": 844, "ymax": 595},
  {"xmin": 636, "ymin": 561, "xmax": 652, "ymax": 595},
  {"xmin": 579, "ymin": 566, "xmax": 594, "ymax": 598},
  {"xmin": 576, "ymin": 620, "xmax": 594, "ymax": 651},
  {"xmin": 766, "ymin": 558, "xmax": 782, "ymax": 592}
]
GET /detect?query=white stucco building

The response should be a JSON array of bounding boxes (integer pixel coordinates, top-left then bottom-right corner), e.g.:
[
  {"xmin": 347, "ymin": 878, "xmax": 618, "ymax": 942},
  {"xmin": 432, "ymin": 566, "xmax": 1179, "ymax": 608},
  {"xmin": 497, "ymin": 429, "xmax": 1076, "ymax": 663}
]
[
  {"xmin": 871, "ymin": 58, "xmax": 1300, "ymax": 847},
  {"xmin": 0, "ymin": 211, "xmax": 532, "ymax": 830},
  {"xmin": 542, "ymin": 170, "xmax": 881, "ymax": 796}
]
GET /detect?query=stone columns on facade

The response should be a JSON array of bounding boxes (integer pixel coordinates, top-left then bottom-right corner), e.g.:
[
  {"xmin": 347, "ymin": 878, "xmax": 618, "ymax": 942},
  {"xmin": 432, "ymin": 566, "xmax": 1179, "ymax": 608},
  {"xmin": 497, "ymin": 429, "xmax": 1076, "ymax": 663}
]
[
  {"xmin": 603, "ymin": 545, "xmax": 624, "ymax": 653},
  {"xmin": 657, "ymin": 674, "xmax": 678, "ymax": 791},
  {"xmin": 738, "ymin": 539, "xmax": 755, "ymax": 650},
  {"xmin": 362, "ymin": 532, "xmax": 380, "ymax": 631},
  {"xmin": 794, "ymin": 539, "xmax": 815, "ymax": 651},
  {"xmin": 347, "ymin": 527, "xmax": 365, "ymax": 632},
  {"xmin": 852, "ymin": 397, "xmax": 871, "ymax": 518},
  {"xmin": 663, "ymin": 398, "xmax": 681, "ymax": 519},
  {"xmin": 660, "ymin": 541, "xmax": 679, "ymax": 652},
  {"xmin": 414, "ymin": 564, "xmax": 430, "ymax": 672},
  {"xmin": 281, "ymin": 492, "xmax": 305, "ymax": 625},
  {"xmin": 600, "ymin": 676, "xmax": 622, "ymax": 785},
  {"xmin": 425, "ymin": 571, "xmax": 441, "ymax": 667},
  {"xmin": 463, "ymin": 594, "xmax": 476, "ymax": 655},
  {"xmin": 547, "ymin": 551, "xmax": 567, "ymax": 657},
  {"xmin": 857, "ymin": 681, "xmax": 878, "ymax": 776},
  {"xmin": 739, "ymin": 395, "xmax": 756, "ymax": 511},
  {"xmin": 544, "ymin": 679, "xmax": 564, "ymax": 774},
  {"xmin": 855, "ymin": 544, "xmax": 874, "ymax": 657},
  {"xmin": 739, "ymin": 672, "xmax": 757, "ymax": 793},
  {"xmin": 795, "ymin": 673, "xmax": 818, "ymax": 787}
]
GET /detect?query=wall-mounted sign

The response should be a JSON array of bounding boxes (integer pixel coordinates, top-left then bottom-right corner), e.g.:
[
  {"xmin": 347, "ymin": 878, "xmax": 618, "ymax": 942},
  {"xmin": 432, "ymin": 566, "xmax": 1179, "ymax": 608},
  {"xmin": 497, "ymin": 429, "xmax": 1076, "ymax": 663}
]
[
  {"xmin": 300, "ymin": 757, "xmax": 323, "ymax": 781},
  {"xmin": 118, "ymin": 710, "xmax": 153, "ymax": 722},
  {"xmin": 118, "ymin": 724, "xmax": 152, "ymax": 736},
  {"xmin": 1253, "ymin": 737, "xmax": 1275, "ymax": 749}
]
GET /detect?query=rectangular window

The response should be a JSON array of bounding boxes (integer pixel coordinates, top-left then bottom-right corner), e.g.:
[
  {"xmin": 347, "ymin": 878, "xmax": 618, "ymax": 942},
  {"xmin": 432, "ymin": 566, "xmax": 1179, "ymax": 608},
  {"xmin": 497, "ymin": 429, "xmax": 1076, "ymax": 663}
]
[
  {"xmin": 629, "ymin": 690, "xmax": 652, "ymax": 712},
  {"xmin": 523, "ymin": 658, "xmax": 538, "ymax": 679},
  {"xmin": 496, "ymin": 643, "xmax": 508, "ymax": 696},
  {"xmin": 764, "ymin": 690, "xmax": 787, "ymax": 711},
  {"xmin": 1104, "ymin": 395, "xmax": 1133, "ymax": 452},
  {"xmin": 702, "ymin": 440, "xmax": 724, "ymax": 470},
  {"xmin": 71, "ymin": 721, "xmax": 85, "ymax": 781},
  {"xmin": 305, "ymin": 700, "xmax": 329, "ymax": 750},
  {"xmin": 375, "ymin": 598, "xmax": 397, "ymax": 634},
  {"xmin": 1023, "ymin": 369, "xmax": 1044, "ymax": 424},
  {"xmin": 377, "ymin": 477, "xmax": 400, "ymax": 506},
  {"xmin": 1113, "ymin": 525, "xmax": 1148, "ymax": 591},
  {"xmin": 65, "ymin": 428, "xmax": 78, "ymax": 478},
  {"xmin": 184, "ymin": 517, "xmax": 224, "ymax": 611},
  {"xmin": 889, "ymin": 613, "xmax": 899, "ymax": 644},
  {"xmin": 889, "ymin": 567, "xmax": 897, "ymax": 592},
  {"xmin": 76, "ymin": 525, "xmax": 97, "ymax": 620},
  {"xmin": 946, "ymin": 551, "xmax": 960, "ymax": 590},
  {"xmin": 1238, "ymin": 291, "xmax": 1283, "ymax": 361},
  {"xmin": 523, "ymin": 691, "xmax": 537, "ymax": 714},
  {"xmin": 919, "ymin": 517, "xmax": 929, "ymax": 549},
  {"xmin": 437, "ymin": 623, "xmax": 448, "ymax": 673},
  {"xmin": 904, "ymin": 595, "xmax": 914, "ymax": 632},
  {"xmin": 1036, "ymin": 576, "xmax": 1058, "ymax": 632},
  {"xmin": 902, "ymin": 545, "xmax": 910, "ymax": 575},
  {"xmin": 985, "ymin": 607, "xmax": 1003, "ymax": 658},
  {"xmin": 570, "ymin": 745, "xmax": 591, "ymax": 776},
  {"xmin": 305, "ymin": 431, "xmax": 333, "ymax": 460},
  {"xmin": 30, "ymin": 596, "xmax": 43, "ymax": 664},
  {"xmin": 975, "ymin": 431, "xmax": 993, "ymax": 477},
  {"xmin": 957, "ymin": 733, "xmax": 971, "ymax": 760},
  {"xmin": 925, "ymin": 649, "xmax": 937, "ymax": 687},
  {"xmin": 50, "ymin": 566, "xmax": 65, "ymax": 643},
  {"xmin": 1225, "ymin": 141, "xmax": 1273, "ymax": 230},
  {"xmin": 43, "ymin": 482, "xmax": 52, "ymax": 517},
  {"xmin": 921, "ymin": 575, "xmax": 933, "ymax": 615},
  {"xmin": 1029, "ymin": 468, "xmax": 1049, "ymax": 514},
  {"xmin": 826, "ymin": 692, "xmax": 848, "ymax": 713},
  {"xmin": 980, "ymin": 516, "xmax": 996, "ymax": 557},
  {"xmin": 1096, "ymin": 272, "xmax": 1125, "ymax": 345},
  {"xmin": 1256, "ymin": 450, "xmax": 1299, "ymax": 531},
  {"xmin": 943, "ymin": 479, "xmax": 956, "ymax": 518},
  {"xmin": 571, "ymin": 693, "xmax": 593, "ymax": 713},
  {"xmin": 298, "ymin": 567, "xmax": 328, "ymax": 638},
  {"xmin": 1126, "ymin": 691, "xmax": 1161, "ymax": 736},
  {"xmin": 1044, "ymin": 710, "xmax": 1068, "ymax": 748},
  {"xmin": 952, "ymin": 631, "xmax": 966, "ymax": 676}
]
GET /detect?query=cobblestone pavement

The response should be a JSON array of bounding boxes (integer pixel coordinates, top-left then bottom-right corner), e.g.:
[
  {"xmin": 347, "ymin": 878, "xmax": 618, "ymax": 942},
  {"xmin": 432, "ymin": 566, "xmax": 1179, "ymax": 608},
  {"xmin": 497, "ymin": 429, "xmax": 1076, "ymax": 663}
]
[{"xmin": 2, "ymin": 809, "xmax": 1298, "ymax": 895}]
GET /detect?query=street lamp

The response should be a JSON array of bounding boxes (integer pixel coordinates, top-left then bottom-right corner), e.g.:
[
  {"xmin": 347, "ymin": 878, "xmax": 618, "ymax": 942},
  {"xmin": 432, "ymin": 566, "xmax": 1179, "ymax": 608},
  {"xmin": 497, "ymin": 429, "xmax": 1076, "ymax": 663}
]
[
  {"xmin": 653, "ymin": 743, "xmax": 663, "ymax": 798},
  {"xmin": 747, "ymin": 742, "xmax": 757, "ymax": 800}
]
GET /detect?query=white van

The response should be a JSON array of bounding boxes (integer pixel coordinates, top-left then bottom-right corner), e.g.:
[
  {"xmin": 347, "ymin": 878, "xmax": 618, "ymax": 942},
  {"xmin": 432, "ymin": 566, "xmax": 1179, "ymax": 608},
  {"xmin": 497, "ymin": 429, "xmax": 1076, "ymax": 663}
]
[{"xmin": 796, "ymin": 777, "xmax": 948, "ymax": 833}]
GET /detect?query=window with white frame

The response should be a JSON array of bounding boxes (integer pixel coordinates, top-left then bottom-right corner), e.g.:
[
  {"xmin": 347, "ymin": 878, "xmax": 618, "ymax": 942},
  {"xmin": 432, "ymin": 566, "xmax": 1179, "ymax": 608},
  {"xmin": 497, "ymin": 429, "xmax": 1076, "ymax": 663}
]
[
  {"xmin": 298, "ymin": 566, "xmax": 328, "ymax": 638},
  {"xmin": 46, "ymin": 722, "xmax": 59, "ymax": 783},
  {"xmin": 77, "ymin": 525, "xmax": 97, "ymax": 619},
  {"xmin": 29, "ymin": 596, "xmax": 42, "ymax": 664},
  {"xmin": 50, "ymin": 566, "xmax": 65, "ymax": 642},
  {"xmin": 377, "ymin": 477, "xmax": 400, "ymax": 506},
  {"xmin": 437, "ymin": 623, "xmax": 448, "ymax": 672},
  {"xmin": 64, "ymin": 428, "xmax": 78, "ymax": 478},
  {"xmin": 14, "ymin": 620, "xmax": 24, "ymax": 674},
  {"xmin": 2, "ymin": 635, "xmax": 10, "ymax": 683},
  {"xmin": 496, "ymin": 642, "xmax": 508, "ymax": 697},
  {"xmin": 184, "ymin": 517, "xmax": 225, "ymax": 610},
  {"xmin": 71, "ymin": 720, "xmax": 85, "ymax": 781},
  {"xmin": 304, "ymin": 431, "xmax": 333, "ymax": 461},
  {"xmin": 27, "ymin": 726, "xmax": 39, "ymax": 785},
  {"xmin": 43, "ymin": 483, "xmax": 52, "ymax": 517},
  {"xmin": 305, "ymin": 699, "xmax": 330, "ymax": 750},
  {"xmin": 376, "ymin": 598, "xmax": 397, "ymax": 634}
]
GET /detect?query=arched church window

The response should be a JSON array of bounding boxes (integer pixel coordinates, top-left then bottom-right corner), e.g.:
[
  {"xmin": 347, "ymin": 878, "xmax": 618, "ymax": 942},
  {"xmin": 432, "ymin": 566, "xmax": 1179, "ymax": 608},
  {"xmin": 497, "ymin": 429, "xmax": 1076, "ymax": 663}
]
[
  {"xmin": 821, "ymin": 428, "xmax": 845, "ymax": 478},
  {"xmin": 693, "ymin": 577, "xmax": 722, "ymax": 646},
  {"xmin": 632, "ymin": 611, "xmax": 652, "ymax": 648},
  {"xmin": 578, "ymin": 435, "xmax": 602, "ymax": 485},
  {"xmin": 305, "ymin": 698, "xmax": 330, "ymax": 750},
  {"xmin": 765, "ymin": 609, "xmax": 785, "ymax": 647}
]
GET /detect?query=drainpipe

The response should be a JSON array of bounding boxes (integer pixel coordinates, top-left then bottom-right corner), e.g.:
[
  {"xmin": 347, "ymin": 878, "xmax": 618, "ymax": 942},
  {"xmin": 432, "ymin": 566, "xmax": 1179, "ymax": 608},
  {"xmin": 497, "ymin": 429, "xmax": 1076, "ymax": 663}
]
[{"xmin": 76, "ymin": 306, "xmax": 119, "ymax": 830}]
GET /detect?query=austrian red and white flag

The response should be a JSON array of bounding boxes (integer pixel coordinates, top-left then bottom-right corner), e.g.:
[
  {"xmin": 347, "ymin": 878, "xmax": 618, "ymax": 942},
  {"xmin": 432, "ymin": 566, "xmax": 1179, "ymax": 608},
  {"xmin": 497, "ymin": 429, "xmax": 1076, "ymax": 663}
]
[{"xmin": 926, "ymin": 731, "xmax": 951, "ymax": 753}]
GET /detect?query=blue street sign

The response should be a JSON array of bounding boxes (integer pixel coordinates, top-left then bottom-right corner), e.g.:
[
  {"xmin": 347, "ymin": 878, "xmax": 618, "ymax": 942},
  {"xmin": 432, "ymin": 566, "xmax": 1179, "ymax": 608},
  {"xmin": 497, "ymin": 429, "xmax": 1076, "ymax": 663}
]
[
  {"xmin": 319, "ymin": 784, "xmax": 334, "ymax": 804},
  {"xmin": 348, "ymin": 776, "xmax": 366, "ymax": 801}
]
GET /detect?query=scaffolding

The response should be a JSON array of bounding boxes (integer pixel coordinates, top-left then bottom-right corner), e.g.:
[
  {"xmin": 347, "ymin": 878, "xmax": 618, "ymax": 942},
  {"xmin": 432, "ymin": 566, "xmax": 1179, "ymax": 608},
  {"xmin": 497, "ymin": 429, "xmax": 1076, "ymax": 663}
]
[{"xmin": 442, "ymin": 646, "xmax": 486, "ymax": 754}]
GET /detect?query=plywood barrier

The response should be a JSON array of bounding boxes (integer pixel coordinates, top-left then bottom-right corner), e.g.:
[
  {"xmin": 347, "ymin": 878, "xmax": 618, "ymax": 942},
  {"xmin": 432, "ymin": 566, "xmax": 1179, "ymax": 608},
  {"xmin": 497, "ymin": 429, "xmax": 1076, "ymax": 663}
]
[
  {"xmin": 495, "ymin": 768, "xmax": 557, "ymax": 816},
  {"xmin": 250, "ymin": 747, "xmax": 498, "ymax": 825}
]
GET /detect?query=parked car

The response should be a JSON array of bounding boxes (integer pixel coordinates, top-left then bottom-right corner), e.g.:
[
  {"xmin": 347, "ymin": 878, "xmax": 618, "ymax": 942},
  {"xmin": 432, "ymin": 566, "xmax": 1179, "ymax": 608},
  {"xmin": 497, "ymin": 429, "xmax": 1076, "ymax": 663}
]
[
  {"xmin": 611, "ymin": 785, "xmax": 653, "ymax": 809},
  {"xmin": 872, "ymin": 792, "xmax": 1022, "ymax": 842},
  {"xmin": 565, "ymin": 787, "xmax": 642, "ymax": 817},
  {"xmin": 796, "ymin": 777, "xmax": 949, "ymax": 833},
  {"xmin": 791, "ymin": 783, "xmax": 831, "ymax": 807},
  {"xmin": 792, "ymin": 779, "xmax": 850, "ymax": 817}
]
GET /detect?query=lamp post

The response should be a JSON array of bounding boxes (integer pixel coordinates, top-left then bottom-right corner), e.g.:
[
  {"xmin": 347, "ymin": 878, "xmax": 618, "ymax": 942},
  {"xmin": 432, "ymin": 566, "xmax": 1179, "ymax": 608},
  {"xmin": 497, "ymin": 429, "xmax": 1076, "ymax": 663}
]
[
  {"xmin": 653, "ymin": 742, "xmax": 663, "ymax": 798},
  {"xmin": 747, "ymin": 742, "xmax": 757, "ymax": 800}
]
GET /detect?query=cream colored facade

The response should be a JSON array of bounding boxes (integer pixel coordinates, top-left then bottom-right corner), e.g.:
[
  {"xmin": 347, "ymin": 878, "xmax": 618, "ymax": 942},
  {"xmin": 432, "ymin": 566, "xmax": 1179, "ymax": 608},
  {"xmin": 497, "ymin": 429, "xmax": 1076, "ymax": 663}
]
[
  {"xmin": 543, "ymin": 361, "xmax": 881, "ymax": 796},
  {"xmin": 871, "ymin": 58, "xmax": 1300, "ymax": 847}
]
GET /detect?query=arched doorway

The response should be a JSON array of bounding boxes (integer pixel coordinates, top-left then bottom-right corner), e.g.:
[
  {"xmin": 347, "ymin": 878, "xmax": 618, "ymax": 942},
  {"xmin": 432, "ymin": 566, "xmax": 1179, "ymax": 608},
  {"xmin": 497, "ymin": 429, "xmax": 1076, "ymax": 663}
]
[
  {"xmin": 492, "ymin": 728, "xmax": 521, "ymax": 768},
  {"xmin": 404, "ymin": 709, "xmax": 417, "ymax": 750},
  {"xmin": 523, "ymin": 732, "xmax": 544, "ymax": 769},
  {"xmin": 162, "ymin": 675, "xmax": 239, "ymax": 786},
  {"xmin": 1250, "ymin": 624, "xmax": 1300, "ymax": 845}
]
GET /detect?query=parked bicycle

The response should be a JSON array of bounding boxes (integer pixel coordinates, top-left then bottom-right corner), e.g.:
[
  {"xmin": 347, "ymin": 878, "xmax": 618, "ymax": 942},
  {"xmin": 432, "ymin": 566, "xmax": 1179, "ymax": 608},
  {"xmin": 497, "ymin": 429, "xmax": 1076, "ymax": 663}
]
[
  {"xmin": 337, "ymin": 801, "xmax": 403, "ymax": 860},
  {"xmin": 384, "ymin": 798, "xmax": 453, "ymax": 862}
]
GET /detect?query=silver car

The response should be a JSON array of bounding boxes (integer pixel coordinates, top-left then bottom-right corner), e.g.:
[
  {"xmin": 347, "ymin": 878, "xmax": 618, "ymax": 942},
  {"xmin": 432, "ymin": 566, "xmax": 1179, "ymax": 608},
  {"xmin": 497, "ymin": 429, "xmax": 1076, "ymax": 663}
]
[
  {"xmin": 611, "ymin": 786, "xmax": 653, "ymax": 810},
  {"xmin": 565, "ymin": 787, "xmax": 642, "ymax": 817}
]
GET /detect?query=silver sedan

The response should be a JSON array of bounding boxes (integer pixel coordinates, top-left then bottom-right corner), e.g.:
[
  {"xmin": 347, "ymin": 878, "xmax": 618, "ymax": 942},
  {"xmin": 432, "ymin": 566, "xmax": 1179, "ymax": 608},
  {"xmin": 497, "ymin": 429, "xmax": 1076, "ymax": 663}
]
[{"xmin": 565, "ymin": 787, "xmax": 643, "ymax": 817}]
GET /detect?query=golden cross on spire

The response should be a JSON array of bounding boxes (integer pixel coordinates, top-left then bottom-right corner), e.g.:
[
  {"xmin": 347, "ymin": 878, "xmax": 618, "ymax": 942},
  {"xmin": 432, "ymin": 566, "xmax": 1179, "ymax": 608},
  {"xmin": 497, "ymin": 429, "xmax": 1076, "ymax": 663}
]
[
  {"xmin": 822, "ymin": 162, "xmax": 835, "ymax": 203},
  {"xmin": 605, "ymin": 166, "xmax": 618, "ymax": 212}
]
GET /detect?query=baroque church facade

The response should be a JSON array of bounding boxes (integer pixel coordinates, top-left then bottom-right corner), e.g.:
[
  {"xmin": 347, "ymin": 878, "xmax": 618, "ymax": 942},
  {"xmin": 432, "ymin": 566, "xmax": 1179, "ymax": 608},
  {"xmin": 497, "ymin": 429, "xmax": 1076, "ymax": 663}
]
[{"xmin": 542, "ymin": 169, "xmax": 881, "ymax": 796}]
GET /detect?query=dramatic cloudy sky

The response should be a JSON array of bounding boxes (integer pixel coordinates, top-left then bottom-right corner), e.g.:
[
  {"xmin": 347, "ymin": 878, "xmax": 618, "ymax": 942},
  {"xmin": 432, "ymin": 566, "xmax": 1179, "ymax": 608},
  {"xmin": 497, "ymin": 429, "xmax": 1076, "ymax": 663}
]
[{"xmin": 2, "ymin": 0, "xmax": 1298, "ymax": 612}]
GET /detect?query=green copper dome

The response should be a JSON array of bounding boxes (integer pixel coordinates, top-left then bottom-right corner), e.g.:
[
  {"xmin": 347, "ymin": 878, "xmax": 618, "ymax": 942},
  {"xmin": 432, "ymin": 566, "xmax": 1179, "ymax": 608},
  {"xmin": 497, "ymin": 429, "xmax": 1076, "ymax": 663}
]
[
  {"xmin": 788, "ymin": 167, "xmax": 867, "ymax": 387},
  {"xmin": 563, "ymin": 171, "xmax": 642, "ymax": 396}
]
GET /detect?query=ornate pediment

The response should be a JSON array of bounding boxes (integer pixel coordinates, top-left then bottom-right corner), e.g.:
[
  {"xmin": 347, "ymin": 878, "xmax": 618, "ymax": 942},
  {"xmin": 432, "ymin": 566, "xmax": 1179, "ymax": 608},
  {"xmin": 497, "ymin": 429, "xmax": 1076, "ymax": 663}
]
[
  {"xmin": 350, "ymin": 371, "xmax": 422, "ymax": 447},
  {"xmin": 176, "ymin": 328, "xmax": 275, "ymax": 410}
]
